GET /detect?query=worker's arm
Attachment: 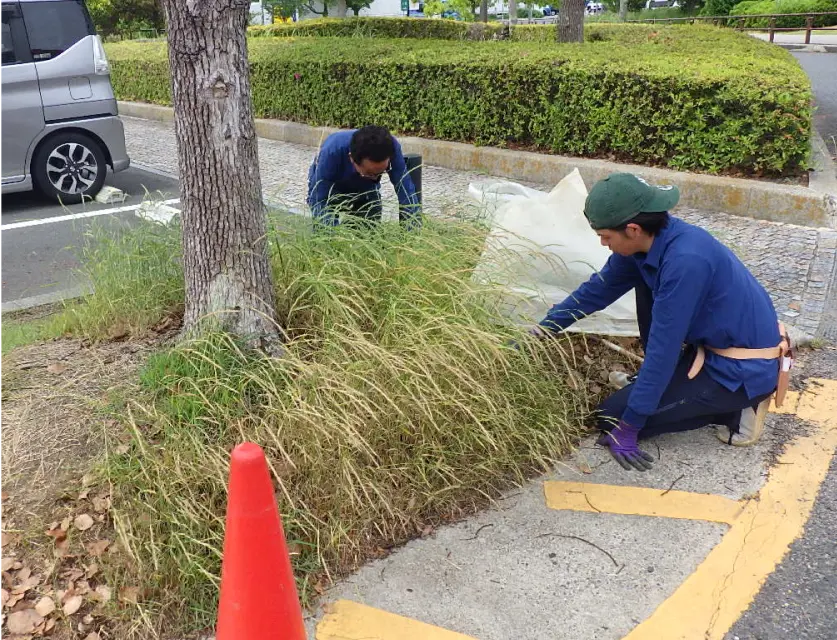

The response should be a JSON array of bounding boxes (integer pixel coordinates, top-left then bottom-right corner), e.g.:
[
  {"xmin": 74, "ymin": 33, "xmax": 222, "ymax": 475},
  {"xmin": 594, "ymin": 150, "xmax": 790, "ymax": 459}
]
[
  {"xmin": 309, "ymin": 147, "xmax": 341, "ymax": 226},
  {"xmin": 387, "ymin": 139, "xmax": 420, "ymax": 227},
  {"xmin": 539, "ymin": 253, "xmax": 641, "ymax": 333},
  {"xmin": 621, "ymin": 254, "xmax": 714, "ymax": 429}
]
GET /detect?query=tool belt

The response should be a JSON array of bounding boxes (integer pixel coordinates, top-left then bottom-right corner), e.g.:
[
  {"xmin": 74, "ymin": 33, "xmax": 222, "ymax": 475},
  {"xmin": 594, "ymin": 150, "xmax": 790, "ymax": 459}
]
[{"xmin": 687, "ymin": 322, "xmax": 794, "ymax": 407}]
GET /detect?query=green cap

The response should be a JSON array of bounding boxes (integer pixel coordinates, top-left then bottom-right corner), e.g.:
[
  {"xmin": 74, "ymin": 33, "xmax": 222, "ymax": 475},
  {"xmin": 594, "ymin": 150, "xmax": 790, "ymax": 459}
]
[{"xmin": 584, "ymin": 173, "xmax": 680, "ymax": 230}]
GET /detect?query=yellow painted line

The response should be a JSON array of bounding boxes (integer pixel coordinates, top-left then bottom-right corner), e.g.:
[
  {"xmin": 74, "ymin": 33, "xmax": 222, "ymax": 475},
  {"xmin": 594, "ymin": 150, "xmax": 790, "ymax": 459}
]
[
  {"xmin": 316, "ymin": 599, "xmax": 477, "ymax": 640},
  {"xmin": 624, "ymin": 378, "xmax": 837, "ymax": 640},
  {"xmin": 544, "ymin": 481, "xmax": 746, "ymax": 524}
]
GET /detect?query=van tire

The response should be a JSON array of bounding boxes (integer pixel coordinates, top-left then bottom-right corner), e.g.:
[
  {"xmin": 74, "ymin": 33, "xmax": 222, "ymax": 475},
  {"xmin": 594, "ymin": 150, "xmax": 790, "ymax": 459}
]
[{"xmin": 32, "ymin": 132, "xmax": 107, "ymax": 204}]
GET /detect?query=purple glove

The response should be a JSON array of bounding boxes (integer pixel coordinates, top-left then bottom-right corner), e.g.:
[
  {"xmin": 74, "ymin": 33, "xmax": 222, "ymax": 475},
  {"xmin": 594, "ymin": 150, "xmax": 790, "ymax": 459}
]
[{"xmin": 597, "ymin": 420, "xmax": 654, "ymax": 472}]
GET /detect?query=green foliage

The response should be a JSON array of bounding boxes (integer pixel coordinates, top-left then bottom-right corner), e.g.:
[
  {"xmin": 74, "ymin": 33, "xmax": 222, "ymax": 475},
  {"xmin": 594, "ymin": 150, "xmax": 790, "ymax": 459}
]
[
  {"xmin": 701, "ymin": 0, "xmax": 738, "ymax": 14},
  {"xmin": 248, "ymin": 16, "xmax": 500, "ymax": 38},
  {"xmin": 86, "ymin": 0, "xmax": 164, "ymax": 35},
  {"xmin": 106, "ymin": 25, "xmax": 811, "ymax": 176},
  {"xmin": 729, "ymin": 0, "xmax": 837, "ymax": 26}
]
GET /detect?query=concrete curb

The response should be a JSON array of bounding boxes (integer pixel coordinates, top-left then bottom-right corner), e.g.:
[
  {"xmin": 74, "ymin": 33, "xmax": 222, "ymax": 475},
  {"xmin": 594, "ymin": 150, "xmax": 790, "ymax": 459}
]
[
  {"xmin": 118, "ymin": 101, "xmax": 837, "ymax": 229},
  {"xmin": 2, "ymin": 284, "xmax": 92, "ymax": 314}
]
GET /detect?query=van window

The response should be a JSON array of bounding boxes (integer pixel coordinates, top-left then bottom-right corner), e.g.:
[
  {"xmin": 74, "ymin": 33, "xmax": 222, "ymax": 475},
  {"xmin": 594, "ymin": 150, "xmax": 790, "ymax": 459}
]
[
  {"xmin": 0, "ymin": 4, "xmax": 31, "ymax": 65},
  {"xmin": 20, "ymin": 0, "xmax": 94, "ymax": 61}
]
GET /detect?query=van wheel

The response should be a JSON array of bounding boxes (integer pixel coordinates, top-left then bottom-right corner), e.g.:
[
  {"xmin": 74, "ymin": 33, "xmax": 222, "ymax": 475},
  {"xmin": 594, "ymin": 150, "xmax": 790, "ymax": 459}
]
[{"xmin": 32, "ymin": 133, "xmax": 107, "ymax": 204}]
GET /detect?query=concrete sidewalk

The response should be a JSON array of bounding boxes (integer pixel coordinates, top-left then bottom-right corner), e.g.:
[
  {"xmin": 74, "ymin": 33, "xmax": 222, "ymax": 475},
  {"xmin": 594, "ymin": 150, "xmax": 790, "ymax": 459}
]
[{"xmin": 305, "ymin": 367, "xmax": 837, "ymax": 640}]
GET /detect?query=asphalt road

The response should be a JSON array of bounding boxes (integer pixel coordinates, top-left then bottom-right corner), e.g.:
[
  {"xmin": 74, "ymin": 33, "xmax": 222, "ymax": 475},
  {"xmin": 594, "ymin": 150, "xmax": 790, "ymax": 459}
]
[
  {"xmin": 792, "ymin": 52, "xmax": 837, "ymax": 145},
  {"xmin": 727, "ymin": 347, "xmax": 837, "ymax": 640},
  {"xmin": 1, "ymin": 165, "xmax": 179, "ymax": 309}
]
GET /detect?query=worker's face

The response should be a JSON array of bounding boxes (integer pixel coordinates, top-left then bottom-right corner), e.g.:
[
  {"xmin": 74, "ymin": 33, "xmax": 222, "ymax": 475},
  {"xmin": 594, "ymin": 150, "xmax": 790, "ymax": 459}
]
[
  {"xmin": 350, "ymin": 154, "xmax": 390, "ymax": 180},
  {"xmin": 597, "ymin": 224, "xmax": 646, "ymax": 256}
]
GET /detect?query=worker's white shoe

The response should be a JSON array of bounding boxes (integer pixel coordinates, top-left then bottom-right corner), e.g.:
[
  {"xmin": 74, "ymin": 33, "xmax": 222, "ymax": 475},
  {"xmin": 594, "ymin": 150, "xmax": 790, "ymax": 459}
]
[
  {"xmin": 608, "ymin": 371, "xmax": 637, "ymax": 390},
  {"xmin": 716, "ymin": 397, "xmax": 771, "ymax": 447}
]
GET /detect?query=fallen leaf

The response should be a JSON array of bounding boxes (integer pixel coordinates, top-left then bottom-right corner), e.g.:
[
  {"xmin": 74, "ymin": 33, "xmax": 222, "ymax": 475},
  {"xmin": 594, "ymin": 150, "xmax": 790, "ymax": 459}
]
[
  {"xmin": 55, "ymin": 539, "xmax": 70, "ymax": 557},
  {"xmin": 5, "ymin": 591, "xmax": 24, "ymax": 609},
  {"xmin": 114, "ymin": 444, "xmax": 130, "ymax": 455},
  {"xmin": 76, "ymin": 581, "xmax": 91, "ymax": 596},
  {"xmin": 85, "ymin": 540, "xmax": 110, "ymax": 558},
  {"xmin": 119, "ymin": 586, "xmax": 139, "ymax": 604},
  {"xmin": 1, "ymin": 558, "xmax": 15, "ymax": 571},
  {"xmin": 45, "ymin": 528, "xmax": 67, "ymax": 543},
  {"xmin": 84, "ymin": 564, "xmax": 99, "ymax": 579},
  {"xmin": 47, "ymin": 362, "xmax": 68, "ymax": 375},
  {"xmin": 1, "ymin": 492, "xmax": 7, "ymax": 502},
  {"xmin": 91, "ymin": 496, "xmax": 110, "ymax": 513},
  {"xmin": 45, "ymin": 617, "xmax": 56, "ymax": 632},
  {"xmin": 78, "ymin": 489, "xmax": 90, "ymax": 501},
  {"xmin": 1, "ymin": 588, "xmax": 8, "ymax": 606},
  {"xmin": 1, "ymin": 532, "xmax": 16, "ymax": 547},
  {"xmin": 60, "ymin": 517, "xmax": 71, "ymax": 532},
  {"xmin": 82, "ymin": 613, "xmax": 94, "ymax": 624},
  {"xmin": 34, "ymin": 596, "xmax": 55, "ymax": 617},
  {"xmin": 11, "ymin": 576, "xmax": 41, "ymax": 595},
  {"xmin": 420, "ymin": 525, "xmax": 433, "ymax": 538},
  {"xmin": 74, "ymin": 515, "xmax": 94, "ymax": 532},
  {"xmin": 10, "ymin": 597, "xmax": 35, "ymax": 613},
  {"xmin": 16, "ymin": 567, "xmax": 31, "ymax": 582},
  {"xmin": 62, "ymin": 594, "xmax": 83, "ymax": 615},
  {"xmin": 578, "ymin": 461, "xmax": 593, "ymax": 474},
  {"xmin": 93, "ymin": 586, "xmax": 111, "ymax": 603},
  {"xmin": 66, "ymin": 572, "xmax": 85, "ymax": 586},
  {"xmin": 83, "ymin": 633, "xmax": 101, "ymax": 640},
  {"xmin": 81, "ymin": 473, "xmax": 96, "ymax": 488},
  {"xmin": 6, "ymin": 608, "xmax": 44, "ymax": 634}
]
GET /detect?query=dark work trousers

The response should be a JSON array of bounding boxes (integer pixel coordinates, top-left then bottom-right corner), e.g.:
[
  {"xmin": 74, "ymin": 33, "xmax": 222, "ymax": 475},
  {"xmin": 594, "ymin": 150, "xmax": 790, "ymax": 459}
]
[
  {"xmin": 330, "ymin": 172, "xmax": 383, "ymax": 228},
  {"xmin": 598, "ymin": 282, "xmax": 774, "ymax": 440}
]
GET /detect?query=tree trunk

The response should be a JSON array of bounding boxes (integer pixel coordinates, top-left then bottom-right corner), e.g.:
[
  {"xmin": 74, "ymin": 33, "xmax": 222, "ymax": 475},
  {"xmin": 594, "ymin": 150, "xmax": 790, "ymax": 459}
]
[
  {"xmin": 557, "ymin": 0, "xmax": 584, "ymax": 42},
  {"xmin": 509, "ymin": 0, "xmax": 517, "ymax": 25},
  {"xmin": 619, "ymin": 0, "xmax": 628, "ymax": 21},
  {"xmin": 480, "ymin": 0, "xmax": 487, "ymax": 22},
  {"xmin": 336, "ymin": 0, "xmax": 348, "ymax": 17},
  {"xmin": 161, "ymin": 0, "xmax": 280, "ymax": 346}
]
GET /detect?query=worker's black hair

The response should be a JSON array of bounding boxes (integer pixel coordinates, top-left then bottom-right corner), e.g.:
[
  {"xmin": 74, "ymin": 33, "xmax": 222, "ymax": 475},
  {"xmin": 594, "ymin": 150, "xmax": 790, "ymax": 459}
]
[
  {"xmin": 350, "ymin": 126, "xmax": 395, "ymax": 164},
  {"xmin": 612, "ymin": 212, "xmax": 670, "ymax": 236}
]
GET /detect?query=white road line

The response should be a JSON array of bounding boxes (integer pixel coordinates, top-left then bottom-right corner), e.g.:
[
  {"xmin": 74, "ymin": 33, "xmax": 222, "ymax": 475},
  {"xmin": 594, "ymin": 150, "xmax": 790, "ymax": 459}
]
[{"xmin": 0, "ymin": 199, "xmax": 180, "ymax": 231}]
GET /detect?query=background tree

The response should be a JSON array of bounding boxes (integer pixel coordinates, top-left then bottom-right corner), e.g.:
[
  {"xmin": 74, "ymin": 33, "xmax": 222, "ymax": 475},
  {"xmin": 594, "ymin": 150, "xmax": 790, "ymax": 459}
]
[
  {"xmin": 86, "ymin": 0, "xmax": 164, "ymax": 35},
  {"xmin": 160, "ymin": 0, "xmax": 280, "ymax": 347},
  {"xmin": 557, "ymin": 0, "xmax": 585, "ymax": 41},
  {"xmin": 480, "ymin": 0, "xmax": 488, "ymax": 20},
  {"xmin": 346, "ymin": 0, "xmax": 374, "ymax": 15}
]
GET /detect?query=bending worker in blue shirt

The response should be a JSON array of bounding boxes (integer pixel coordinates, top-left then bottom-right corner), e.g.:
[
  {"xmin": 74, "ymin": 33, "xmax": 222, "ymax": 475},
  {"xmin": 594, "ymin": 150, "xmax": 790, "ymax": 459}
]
[
  {"xmin": 307, "ymin": 126, "xmax": 420, "ymax": 227},
  {"xmin": 534, "ymin": 173, "xmax": 789, "ymax": 472}
]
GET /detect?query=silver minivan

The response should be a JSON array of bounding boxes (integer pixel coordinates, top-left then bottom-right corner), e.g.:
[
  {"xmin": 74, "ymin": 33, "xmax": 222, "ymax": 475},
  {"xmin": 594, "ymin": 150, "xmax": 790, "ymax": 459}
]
[{"xmin": 2, "ymin": 0, "xmax": 129, "ymax": 203}]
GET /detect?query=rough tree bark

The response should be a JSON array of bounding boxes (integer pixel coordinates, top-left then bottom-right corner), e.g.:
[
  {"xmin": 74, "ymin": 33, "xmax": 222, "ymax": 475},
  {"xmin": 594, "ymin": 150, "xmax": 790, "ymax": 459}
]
[
  {"xmin": 619, "ymin": 0, "xmax": 628, "ymax": 21},
  {"xmin": 480, "ymin": 0, "xmax": 487, "ymax": 22},
  {"xmin": 557, "ymin": 0, "xmax": 585, "ymax": 42},
  {"xmin": 161, "ymin": 0, "xmax": 280, "ymax": 347},
  {"xmin": 336, "ymin": 0, "xmax": 348, "ymax": 17},
  {"xmin": 509, "ymin": 0, "xmax": 517, "ymax": 25}
]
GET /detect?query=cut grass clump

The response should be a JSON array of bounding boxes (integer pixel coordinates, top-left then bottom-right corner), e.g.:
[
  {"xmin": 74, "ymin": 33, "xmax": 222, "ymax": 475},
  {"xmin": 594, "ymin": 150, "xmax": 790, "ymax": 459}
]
[{"xmin": 97, "ymin": 215, "xmax": 594, "ymax": 635}]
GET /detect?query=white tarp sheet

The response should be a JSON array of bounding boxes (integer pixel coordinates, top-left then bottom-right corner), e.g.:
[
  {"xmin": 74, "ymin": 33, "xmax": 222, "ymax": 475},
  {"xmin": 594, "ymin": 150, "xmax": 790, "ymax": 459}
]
[{"xmin": 470, "ymin": 168, "xmax": 640, "ymax": 337}]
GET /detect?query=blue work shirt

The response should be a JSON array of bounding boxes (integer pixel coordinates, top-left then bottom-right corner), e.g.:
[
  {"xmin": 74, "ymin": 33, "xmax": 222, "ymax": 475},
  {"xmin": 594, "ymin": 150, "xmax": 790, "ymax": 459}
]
[
  {"xmin": 539, "ymin": 216, "xmax": 780, "ymax": 430},
  {"xmin": 307, "ymin": 130, "xmax": 420, "ymax": 226}
]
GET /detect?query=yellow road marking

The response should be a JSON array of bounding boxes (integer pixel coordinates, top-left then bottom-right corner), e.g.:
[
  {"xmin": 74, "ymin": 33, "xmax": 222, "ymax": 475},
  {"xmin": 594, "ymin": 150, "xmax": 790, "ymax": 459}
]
[
  {"xmin": 544, "ymin": 481, "xmax": 745, "ymax": 524},
  {"xmin": 316, "ymin": 600, "xmax": 477, "ymax": 640},
  {"xmin": 624, "ymin": 378, "xmax": 837, "ymax": 640}
]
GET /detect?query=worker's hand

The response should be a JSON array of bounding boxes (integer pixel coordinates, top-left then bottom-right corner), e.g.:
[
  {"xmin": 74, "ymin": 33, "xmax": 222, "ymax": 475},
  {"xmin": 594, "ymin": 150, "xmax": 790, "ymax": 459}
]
[
  {"xmin": 507, "ymin": 326, "xmax": 551, "ymax": 351},
  {"xmin": 597, "ymin": 420, "xmax": 654, "ymax": 472}
]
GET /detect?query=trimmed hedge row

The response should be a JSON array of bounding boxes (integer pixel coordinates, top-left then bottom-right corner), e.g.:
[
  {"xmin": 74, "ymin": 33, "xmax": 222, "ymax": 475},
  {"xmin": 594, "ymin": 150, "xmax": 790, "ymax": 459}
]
[
  {"xmin": 246, "ymin": 16, "xmax": 650, "ymax": 42},
  {"xmin": 107, "ymin": 26, "xmax": 811, "ymax": 176}
]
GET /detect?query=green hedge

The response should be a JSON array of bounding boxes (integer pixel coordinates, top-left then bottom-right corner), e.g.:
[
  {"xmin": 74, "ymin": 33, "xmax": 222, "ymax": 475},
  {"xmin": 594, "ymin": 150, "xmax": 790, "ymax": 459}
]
[
  {"xmin": 246, "ymin": 16, "xmax": 648, "ymax": 42},
  {"xmin": 729, "ymin": 0, "xmax": 837, "ymax": 27},
  {"xmin": 107, "ymin": 26, "xmax": 811, "ymax": 177}
]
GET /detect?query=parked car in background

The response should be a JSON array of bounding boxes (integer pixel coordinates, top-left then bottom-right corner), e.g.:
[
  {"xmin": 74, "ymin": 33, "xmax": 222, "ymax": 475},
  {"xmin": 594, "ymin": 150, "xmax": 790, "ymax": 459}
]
[
  {"xmin": 585, "ymin": 2, "xmax": 604, "ymax": 14},
  {"xmin": 542, "ymin": 4, "xmax": 558, "ymax": 16},
  {"xmin": 1, "ymin": 0, "xmax": 130, "ymax": 203}
]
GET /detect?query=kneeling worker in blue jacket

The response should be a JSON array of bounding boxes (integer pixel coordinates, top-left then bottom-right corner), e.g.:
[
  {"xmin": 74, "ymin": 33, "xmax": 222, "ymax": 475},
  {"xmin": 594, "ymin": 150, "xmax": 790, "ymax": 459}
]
[
  {"xmin": 532, "ymin": 174, "xmax": 790, "ymax": 472},
  {"xmin": 307, "ymin": 126, "xmax": 420, "ymax": 228}
]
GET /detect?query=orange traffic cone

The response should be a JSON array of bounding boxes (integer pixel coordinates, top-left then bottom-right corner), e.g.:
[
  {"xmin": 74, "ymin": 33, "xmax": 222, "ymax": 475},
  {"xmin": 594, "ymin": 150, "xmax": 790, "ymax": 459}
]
[{"xmin": 216, "ymin": 442, "xmax": 306, "ymax": 639}]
